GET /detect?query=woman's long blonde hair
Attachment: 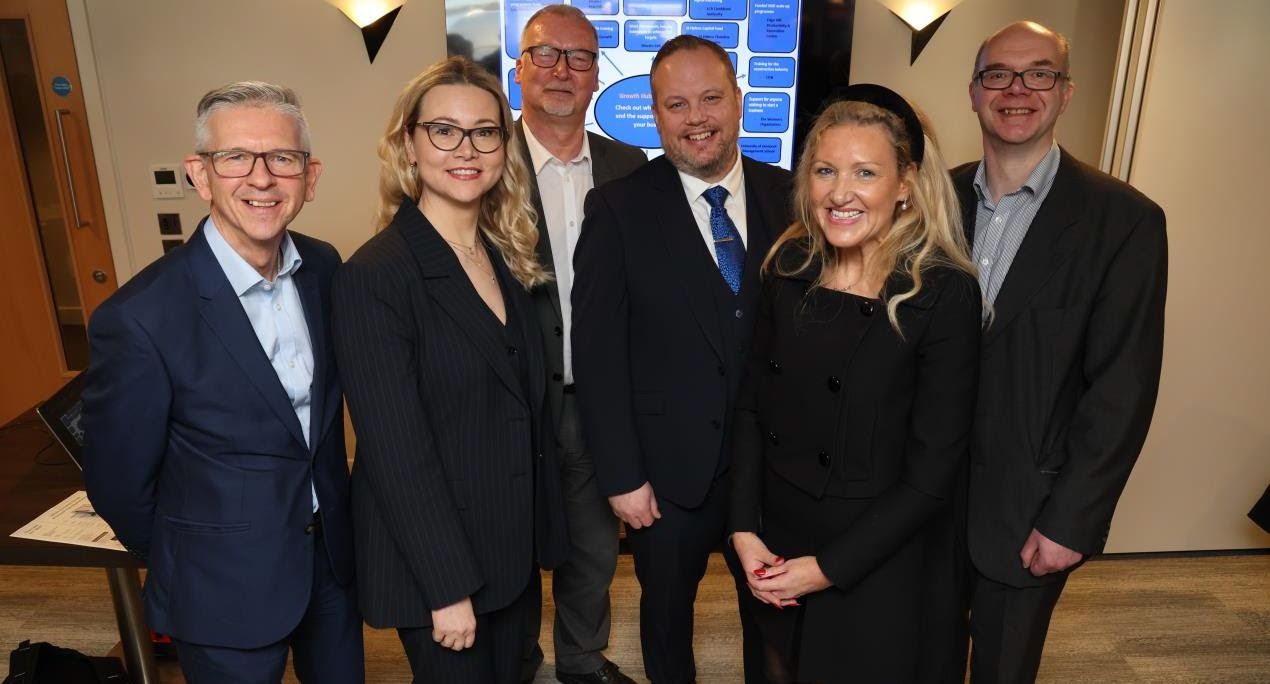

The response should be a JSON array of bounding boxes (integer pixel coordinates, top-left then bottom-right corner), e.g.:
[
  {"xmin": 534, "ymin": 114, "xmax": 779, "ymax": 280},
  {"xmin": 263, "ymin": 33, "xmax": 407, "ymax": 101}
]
[
  {"xmin": 375, "ymin": 56, "xmax": 550, "ymax": 288},
  {"xmin": 765, "ymin": 99, "xmax": 975, "ymax": 334}
]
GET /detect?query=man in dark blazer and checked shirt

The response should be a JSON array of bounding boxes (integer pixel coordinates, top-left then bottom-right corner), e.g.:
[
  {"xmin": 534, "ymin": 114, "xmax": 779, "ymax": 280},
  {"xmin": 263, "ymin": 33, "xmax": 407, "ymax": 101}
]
[
  {"xmin": 955, "ymin": 21, "xmax": 1168, "ymax": 683},
  {"xmin": 512, "ymin": 5, "xmax": 646, "ymax": 684},
  {"xmin": 572, "ymin": 35, "xmax": 793, "ymax": 684}
]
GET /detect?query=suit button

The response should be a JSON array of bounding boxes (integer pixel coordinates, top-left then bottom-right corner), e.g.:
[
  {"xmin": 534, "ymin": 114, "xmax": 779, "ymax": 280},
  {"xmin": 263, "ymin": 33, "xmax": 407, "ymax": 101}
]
[
  {"xmin": 553, "ymin": 326, "xmax": 562, "ymax": 337},
  {"xmin": 768, "ymin": 431, "xmax": 779, "ymax": 445},
  {"xmin": 827, "ymin": 376, "xmax": 841, "ymax": 392},
  {"xmin": 508, "ymin": 345, "xmax": 518, "ymax": 355},
  {"xmin": 717, "ymin": 365, "xmax": 726, "ymax": 376},
  {"xmin": 859, "ymin": 300, "xmax": 876, "ymax": 317},
  {"xmin": 711, "ymin": 419, "xmax": 722, "ymax": 429},
  {"xmin": 735, "ymin": 309, "xmax": 744, "ymax": 319},
  {"xmin": 768, "ymin": 360, "xmax": 781, "ymax": 373},
  {"xmin": 304, "ymin": 523, "xmax": 316, "ymax": 535},
  {"xmin": 537, "ymin": 452, "xmax": 544, "ymax": 461},
  {"xmin": 551, "ymin": 372, "xmax": 563, "ymax": 382},
  {"xmin": 818, "ymin": 451, "xmax": 830, "ymax": 467}
]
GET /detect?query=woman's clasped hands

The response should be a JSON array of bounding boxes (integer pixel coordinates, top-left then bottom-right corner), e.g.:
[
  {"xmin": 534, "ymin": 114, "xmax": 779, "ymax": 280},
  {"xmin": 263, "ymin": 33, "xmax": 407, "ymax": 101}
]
[{"xmin": 732, "ymin": 532, "xmax": 833, "ymax": 609}]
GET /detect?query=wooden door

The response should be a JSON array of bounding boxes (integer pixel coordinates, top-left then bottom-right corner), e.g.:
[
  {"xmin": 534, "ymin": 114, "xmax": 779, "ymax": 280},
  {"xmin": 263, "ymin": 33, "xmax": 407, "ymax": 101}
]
[{"xmin": 0, "ymin": 0, "xmax": 116, "ymax": 424}]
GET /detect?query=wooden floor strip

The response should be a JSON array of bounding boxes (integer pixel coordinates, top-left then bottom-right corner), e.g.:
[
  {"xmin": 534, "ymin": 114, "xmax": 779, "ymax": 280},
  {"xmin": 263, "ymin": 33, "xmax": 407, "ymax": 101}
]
[{"xmin": 1, "ymin": 553, "xmax": 1265, "ymax": 682}]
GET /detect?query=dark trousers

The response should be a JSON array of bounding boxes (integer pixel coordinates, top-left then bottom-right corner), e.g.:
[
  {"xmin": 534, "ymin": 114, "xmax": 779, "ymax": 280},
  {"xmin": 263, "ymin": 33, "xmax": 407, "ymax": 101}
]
[
  {"xmin": 969, "ymin": 571, "xmax": 1068, "ymax": 684},
  {"xmin": 172, "ymin": 533, "xmax": 364, "ymax": 684},
  {"xmin": 524, "ymin": 394, "xmax": 622, "ymax": 676},
  {"xmin": 400, "ymin": 583, "xmax": 534, "ymax": 684},
  {"xmin": 627, "ymin": 475, "xmax": 729, "ymax": 684}
]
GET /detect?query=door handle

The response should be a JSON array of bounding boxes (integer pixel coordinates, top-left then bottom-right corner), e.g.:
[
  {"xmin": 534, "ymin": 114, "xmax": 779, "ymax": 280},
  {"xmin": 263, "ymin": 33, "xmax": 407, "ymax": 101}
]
[{"xmin": 54, "ymin": 108, "xmax": 87, "ymax": 229}]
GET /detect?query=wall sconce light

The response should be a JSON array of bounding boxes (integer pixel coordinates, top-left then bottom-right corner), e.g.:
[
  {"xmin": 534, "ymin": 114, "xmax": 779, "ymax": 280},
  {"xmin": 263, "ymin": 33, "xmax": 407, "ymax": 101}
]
[
  {"xmin": 328, "ymin": 0, "xmax": 405, "ymax": 63},
  {"xmin": 876, "ymin": 0, "xmax": 961, "ymax": 64}
]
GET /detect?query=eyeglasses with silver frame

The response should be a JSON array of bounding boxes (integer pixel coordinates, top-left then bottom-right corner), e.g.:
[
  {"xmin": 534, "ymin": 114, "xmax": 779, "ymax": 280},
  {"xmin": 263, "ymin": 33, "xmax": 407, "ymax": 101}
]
[
  {"xmin": 199, "ymin": 149, "xmax": 310, "ymax": 178},
  {"xmin": 975, "ymin": 69, "xmax": 1067, "ymax": 91},
  {"xmin": 521, "ymin": 44, "xmax": 598, "ymax": 71},
  {"xmin": 411, "ymin": 122, "xmax": 506, "ymax": 154}
]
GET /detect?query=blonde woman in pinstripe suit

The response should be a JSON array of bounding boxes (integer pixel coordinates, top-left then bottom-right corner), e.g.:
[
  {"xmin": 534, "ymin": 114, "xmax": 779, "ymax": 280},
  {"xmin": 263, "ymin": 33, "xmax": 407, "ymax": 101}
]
[{"xmin": 331, "ymin": 56, "xmax": 568, "ymax": 683}]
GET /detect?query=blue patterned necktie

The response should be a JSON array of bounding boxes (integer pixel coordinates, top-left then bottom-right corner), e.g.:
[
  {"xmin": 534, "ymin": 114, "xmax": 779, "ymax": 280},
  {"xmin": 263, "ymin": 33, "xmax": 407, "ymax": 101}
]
[{"xmin": 702, "ymin": 185, "xmax": 745, "ymax": 295}]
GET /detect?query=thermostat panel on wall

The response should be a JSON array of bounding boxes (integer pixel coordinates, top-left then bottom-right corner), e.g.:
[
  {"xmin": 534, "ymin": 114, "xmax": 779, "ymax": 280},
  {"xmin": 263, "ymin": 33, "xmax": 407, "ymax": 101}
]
[{"xmin": 150, "ymin": 164, "xmax": 185, "ymax": 199}]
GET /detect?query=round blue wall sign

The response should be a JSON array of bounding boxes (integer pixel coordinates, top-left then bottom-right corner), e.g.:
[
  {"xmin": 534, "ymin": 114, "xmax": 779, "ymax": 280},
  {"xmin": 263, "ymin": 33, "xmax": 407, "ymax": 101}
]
[{"xmin": 52, "ymin": 76, "xmax": 72, "ymax": 97}]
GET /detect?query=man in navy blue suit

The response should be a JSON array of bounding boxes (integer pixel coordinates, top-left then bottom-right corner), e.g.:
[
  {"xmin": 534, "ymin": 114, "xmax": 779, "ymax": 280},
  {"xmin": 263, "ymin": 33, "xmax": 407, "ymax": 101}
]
[{"xmin": 82, "ymin": 82, "xmax": 363, "ymax": 683}]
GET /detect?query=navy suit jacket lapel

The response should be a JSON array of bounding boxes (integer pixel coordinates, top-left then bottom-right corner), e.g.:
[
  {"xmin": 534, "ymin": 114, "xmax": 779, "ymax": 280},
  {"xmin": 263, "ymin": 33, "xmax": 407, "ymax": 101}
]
[
  {"xmin": 648, "ymin": 157, "xmax": 727, "ymax": 362},
  {"xmin": 393, "ymin": 200, "xmax": 529, "ymax": 407},
  {"xmin": 186, "ymin": 222, "xmax": 309, "ymax": 448},
  {"xmin": 741, "ymin": 157, "xmax": 783, "ymax": 293},
  {"xmin": 292, "ymin": 249, "xmax": 326, "ymax": 454}
]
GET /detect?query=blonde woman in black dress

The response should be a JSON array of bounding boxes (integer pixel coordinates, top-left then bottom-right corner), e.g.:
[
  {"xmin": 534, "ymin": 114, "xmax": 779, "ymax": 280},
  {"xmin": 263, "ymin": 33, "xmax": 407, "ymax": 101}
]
[{"xmin": 729, "ymin": 84, "xmax": 981, "ymax": 683}]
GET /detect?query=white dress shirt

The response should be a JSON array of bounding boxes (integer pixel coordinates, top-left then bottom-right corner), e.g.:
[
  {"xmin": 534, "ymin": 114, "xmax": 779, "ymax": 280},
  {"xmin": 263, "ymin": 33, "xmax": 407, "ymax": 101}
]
[
  {"xmin": 522, "ymin": 123, "xmax": 594, "ymax": 385},
  {"xmin": 676, "ymin": 151, "xmax": 748, "ymax": 265}
]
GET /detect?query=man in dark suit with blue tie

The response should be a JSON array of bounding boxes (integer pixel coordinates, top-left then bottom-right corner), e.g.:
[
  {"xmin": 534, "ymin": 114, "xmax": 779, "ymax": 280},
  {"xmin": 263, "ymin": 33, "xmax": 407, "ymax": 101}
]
[
  {"xmin": 82, "ymin": 82, "xmax": 363, "ymax": 683},
  {"xmin": 572, "ymin": 36, "xmax": 792, "ymax": 684}
]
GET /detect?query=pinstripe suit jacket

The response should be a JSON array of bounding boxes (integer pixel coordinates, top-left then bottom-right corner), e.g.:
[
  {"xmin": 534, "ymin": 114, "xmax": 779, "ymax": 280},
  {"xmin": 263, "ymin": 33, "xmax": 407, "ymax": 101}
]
[{"xmin": 332, "ymin": 199, "xmax": 568, "ymax": 627}]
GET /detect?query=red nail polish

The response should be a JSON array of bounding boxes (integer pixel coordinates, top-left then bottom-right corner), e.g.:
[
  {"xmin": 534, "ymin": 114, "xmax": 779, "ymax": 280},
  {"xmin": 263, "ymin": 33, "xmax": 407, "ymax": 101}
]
[
  {"xmin": 773, "ymin": 556, "xmax": 785, "ymax": 564},
  {"xmin": 754, "ymin": 568, "xmax": 766, "ymax": 577}
]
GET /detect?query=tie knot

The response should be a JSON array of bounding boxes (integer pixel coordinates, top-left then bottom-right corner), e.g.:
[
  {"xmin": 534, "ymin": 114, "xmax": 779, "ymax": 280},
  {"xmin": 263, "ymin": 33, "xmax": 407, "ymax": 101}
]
[{"xmin": 703, "ymin": 185, "xmax": 729, "ymax": 209}]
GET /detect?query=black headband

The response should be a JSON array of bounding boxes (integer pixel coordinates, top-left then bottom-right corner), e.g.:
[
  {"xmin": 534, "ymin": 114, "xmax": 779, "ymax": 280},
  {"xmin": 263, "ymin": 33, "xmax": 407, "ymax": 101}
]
[{"xmin": 821, "ymin": 83, "xmax": 925, "ymax": 165}]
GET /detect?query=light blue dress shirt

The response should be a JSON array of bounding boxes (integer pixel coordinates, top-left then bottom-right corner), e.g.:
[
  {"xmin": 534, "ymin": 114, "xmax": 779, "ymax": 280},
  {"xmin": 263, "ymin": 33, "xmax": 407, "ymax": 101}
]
[{"xmin": 204, "ymin": 219, "xmax": 318, "ymax": 511}]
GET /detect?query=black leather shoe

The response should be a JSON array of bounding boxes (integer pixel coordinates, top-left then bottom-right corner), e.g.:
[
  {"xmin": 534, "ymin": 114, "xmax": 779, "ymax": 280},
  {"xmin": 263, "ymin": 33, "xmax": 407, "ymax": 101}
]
[{"xmin": 556, "ymin": 660, "xmax": 638, "ymax": 684}]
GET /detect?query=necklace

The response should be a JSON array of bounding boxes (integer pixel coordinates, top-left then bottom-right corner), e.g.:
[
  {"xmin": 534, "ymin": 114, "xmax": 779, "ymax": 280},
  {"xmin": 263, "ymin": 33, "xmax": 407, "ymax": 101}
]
[
  {"xmin": 449, "ymin": 242, "xmax": 496, "ymax": 283},
  {"xmin": 444, "ymin": 237, "xmax": 478, "ymax": 258}
]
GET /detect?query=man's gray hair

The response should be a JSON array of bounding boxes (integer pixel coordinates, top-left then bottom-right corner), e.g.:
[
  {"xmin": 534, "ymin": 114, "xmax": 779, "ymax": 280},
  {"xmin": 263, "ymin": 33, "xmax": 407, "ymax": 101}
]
[
  {"xmin": 193, "ymin": 81, "xmax": 311, "ymax": 152},
  {"xmin": 519, "ymin": 4, "xmax": 598, "ymax": 48}
]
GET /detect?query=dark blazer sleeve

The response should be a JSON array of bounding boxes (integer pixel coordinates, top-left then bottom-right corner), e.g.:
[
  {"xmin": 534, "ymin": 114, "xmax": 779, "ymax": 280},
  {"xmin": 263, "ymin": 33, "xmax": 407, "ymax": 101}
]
[
  {"xmin": 82, "ymin": 298, "xmax": 171, "ymax": 559},
  {"xmin": 1034, "ymin": 202, "xmax": 1167, "ymax": 554},
  {"xmin": 331, "ymin": 255, "xmax": 484, "ymax": 609},
  {"xmin": 817, "ymin": 272, "xmax": 982, "ymax": 590},
  {"xmin": 729, "ymin": 275, "xmax": 777, "ymax": 534},
  {"xmin": 571, "ymin": 186, "xmax": 647, "ymax": 497}
]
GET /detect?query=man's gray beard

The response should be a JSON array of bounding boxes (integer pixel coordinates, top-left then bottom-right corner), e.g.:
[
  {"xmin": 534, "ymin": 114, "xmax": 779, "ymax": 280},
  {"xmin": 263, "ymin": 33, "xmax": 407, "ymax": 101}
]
[{"xmin": 541, "ymin": 100, "xmax": 577, "ymax": 118}]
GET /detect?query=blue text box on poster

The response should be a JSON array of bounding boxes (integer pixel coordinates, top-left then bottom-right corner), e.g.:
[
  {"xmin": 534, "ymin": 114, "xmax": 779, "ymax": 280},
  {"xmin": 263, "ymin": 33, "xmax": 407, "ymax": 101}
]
[
  {"xmin": 743, "ymin": 92, "xmax": 790, "ymax": 133},
  {"xmin": 690, "ymin": 0, "xmax": 746, "ymax": 20},
  {"xmin": 504, "ymin": 0, "xmax": 550, "ymax": 58},
  {"xmin": 625, "ymin": 20, "xmax": 677, "ymax": 52},
  {"xmin": 748, "ymin": 57, "xmax": 795, "ymax": 88},
  {"xmin": 727, "ymin": 52, "xmax": 738, "ymax": 73},
  {"xmin": 682, "ymin": 22, "xmax": 739, "ymax": 49},
  {"xmin": 624, "ymin": 0, "xmax": 686, "ymax": 16},
  {"xmin": 594, "ymin": 75, "xmax": 661, "ymax": 149},
  {"xmin": 574, "ymin": 0, "xmax": 620, "ymax": 15},
  {"xmin": 594, "ymin": 21, "xmax": 620, "ymax": 48},
  {"xmin": 740, "ymin": 137, "xmax": 781, "ymax": 163},
  {"xmin": 748, "ymin": 0, "xmax": 797, "ymax": 53}
]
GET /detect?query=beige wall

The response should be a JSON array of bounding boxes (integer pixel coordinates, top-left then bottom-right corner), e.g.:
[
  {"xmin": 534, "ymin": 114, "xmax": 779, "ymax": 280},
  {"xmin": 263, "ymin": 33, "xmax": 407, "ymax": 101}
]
[
  {"xmin": 1106, "ymin": 0, "xmax": 1270, "ymax": 552},
  {"xmin": 849, "ymin": 0, "xmax": 1125, "ymax": 168},
  {"xmin": 71, "ymin": 0, "xmax": 447, "ymax": 275}
]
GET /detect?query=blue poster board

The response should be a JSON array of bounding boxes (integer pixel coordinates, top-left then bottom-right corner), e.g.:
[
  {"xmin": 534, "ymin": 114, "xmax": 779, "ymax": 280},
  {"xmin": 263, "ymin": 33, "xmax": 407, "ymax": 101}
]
[{"xmin": 502, "ymin": 0, "xmax": 802, "ymax": 168}]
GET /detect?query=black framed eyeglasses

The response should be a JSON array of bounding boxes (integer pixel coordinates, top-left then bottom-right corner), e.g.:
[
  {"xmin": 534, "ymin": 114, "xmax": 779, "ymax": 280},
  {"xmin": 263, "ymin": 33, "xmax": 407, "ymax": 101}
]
[
  {"xmin": 521, "ymin": 44, "xmax": 598, "ymax": 71},
  {"xmin": 410, "ymin": 122, "xmax": 505, "ymax": 153},
  {"xmin": 199, "ymin": 149, "xmax": 310, "ymax": 178},
  {"xmin": 976, "ymin": 69, "xmax": 1067, "ymax": 91}
]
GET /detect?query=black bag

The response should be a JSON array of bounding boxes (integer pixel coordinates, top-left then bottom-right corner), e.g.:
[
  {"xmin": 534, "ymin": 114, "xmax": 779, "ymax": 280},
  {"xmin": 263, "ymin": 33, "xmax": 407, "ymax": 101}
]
[{"xmin": 3, "ymin": 640, "xmax": 129, "ymax": 683}]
